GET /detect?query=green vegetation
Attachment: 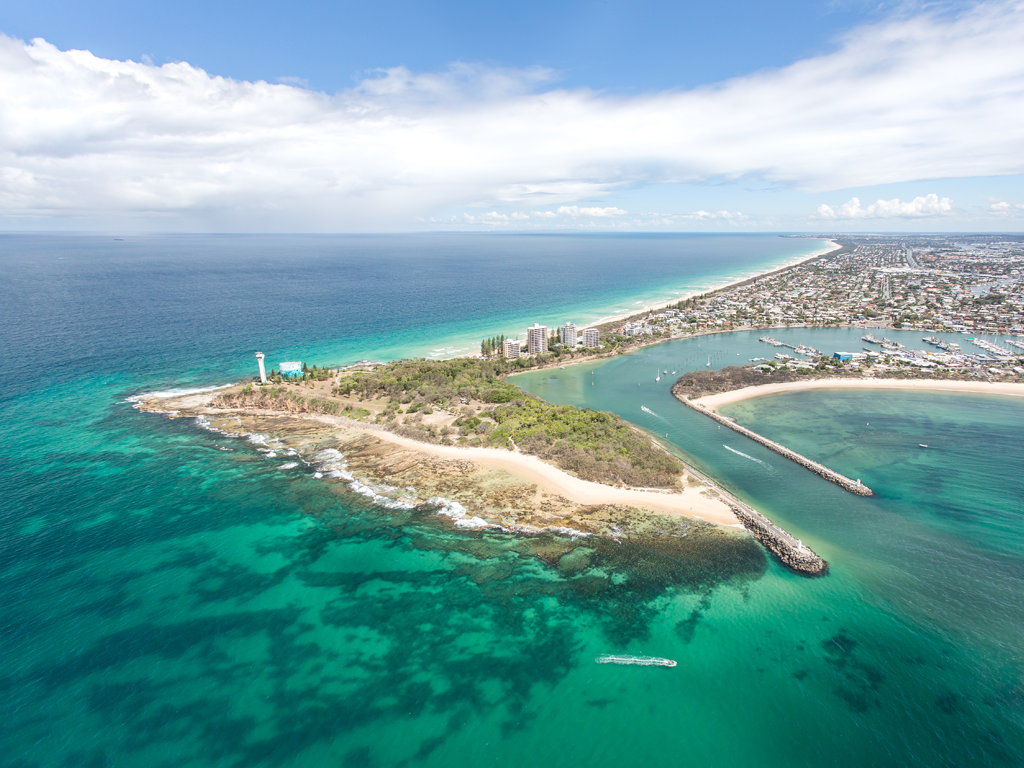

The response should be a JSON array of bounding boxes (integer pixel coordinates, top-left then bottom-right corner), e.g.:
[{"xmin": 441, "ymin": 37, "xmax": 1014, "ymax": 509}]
[
  {"xmin": 337, "ymin": 358, "xmax": 685, "ymax": 488},
  {"xmin": 335, "ymin": 358, "xmax": 522, "ymax": 404},
  {"xmin": 480, "ymin": 335, "xmax": 508, "ymax": 356},
  {"xmin": 486, "ymin": 399, "xmax": 683, "ymax": 488},
  {"xmin": 215, "ymin": 387, "xmax": 370, "ymax": 419}
]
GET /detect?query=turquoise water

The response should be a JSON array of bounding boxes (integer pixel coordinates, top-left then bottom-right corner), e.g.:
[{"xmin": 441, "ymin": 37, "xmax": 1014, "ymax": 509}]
[
  {"xmin": 2, "ymin": 235, "xmax": 1023, "ymax": 767},
  {"xmin": 513, "ymin": 329, "xmax": 1024, "ymax": 765}
]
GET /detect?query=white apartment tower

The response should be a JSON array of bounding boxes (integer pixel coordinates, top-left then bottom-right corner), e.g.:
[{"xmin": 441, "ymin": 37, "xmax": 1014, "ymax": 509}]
[
  {"xmin": 582, "ymin": 328, "xmax": 600, "ymax": 348},
  {"xmin": 560, "ymin": 322, "xmax": 578, "ymax": 347},
  {"xmin": 502, "ymin": 339, "xmax": 521, "ymax": 359},
  {"xmin": 527, "ymin": 323, "xmax": 548, "ymax": 354},
  {"xmin": 255, "ymin": 352, "xmax": 267, "ymax": 384}
]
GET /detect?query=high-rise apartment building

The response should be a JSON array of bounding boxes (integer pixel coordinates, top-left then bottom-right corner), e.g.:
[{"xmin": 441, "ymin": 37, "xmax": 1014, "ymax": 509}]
[
  {"xmin": 527, "ymin": 323, "xmax": 548, "ymax": 354},
  {"xmin": 502, "ymin": 339, "xmax": 521, "ymax": 359},
  {"xmin": 582, "ymin": 328, "xmax": 600, "ymax": 347},
  {"xmin": 560, "ymin": 322, "xmax": 578, "ymax": 347}
]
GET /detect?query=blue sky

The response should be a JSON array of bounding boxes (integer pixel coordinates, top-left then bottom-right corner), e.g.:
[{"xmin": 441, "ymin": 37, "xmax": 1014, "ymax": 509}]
[
  {"xmin": 3, "ymin": 0, "xmax": 889, "ymax": 93},
  {"xmin": 1, "ymin": 0, "xmax": 1023, "ymax": 232}
]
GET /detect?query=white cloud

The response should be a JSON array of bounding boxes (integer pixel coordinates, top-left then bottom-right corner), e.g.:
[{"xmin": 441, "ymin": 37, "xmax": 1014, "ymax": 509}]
[
  {"xmin": 816, "ymin": 193, "xmax": 954, "ymax": 219},
  {"xmin": 2, "ymin": 0, "xmax": 1024, "ymax": 229},
  {"xmin": 447, "ymin": 206, "xmax": 748, "ymax": 229},
  {"xmin": 988, "ymin": 198, "xmax": 1024, "ymax": 215},
  {"xmin": 555, "ymin": 206, "xmax": 627, "ymax": 218}
]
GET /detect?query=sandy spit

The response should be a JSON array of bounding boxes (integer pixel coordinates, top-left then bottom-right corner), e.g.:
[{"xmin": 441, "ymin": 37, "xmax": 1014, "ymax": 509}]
[
  {"xmin": 311, "ymin": 415, "xmax": 740, "ymax": 526},
  {"xmin": 696, "ymin": 378, "xmax": 1024, "ymax": 410}
]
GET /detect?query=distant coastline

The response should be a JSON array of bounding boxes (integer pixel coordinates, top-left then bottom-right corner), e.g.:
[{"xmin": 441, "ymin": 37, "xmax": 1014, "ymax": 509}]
[{"xmin": 585, "ymin": 239, "xmax": 842, "ymax": 330}]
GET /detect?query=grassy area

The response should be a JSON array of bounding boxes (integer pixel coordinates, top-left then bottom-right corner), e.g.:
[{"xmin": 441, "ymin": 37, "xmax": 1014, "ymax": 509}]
[{"xmin": 223, "ymin": 358, "xmax": 686, "ymax": 489}]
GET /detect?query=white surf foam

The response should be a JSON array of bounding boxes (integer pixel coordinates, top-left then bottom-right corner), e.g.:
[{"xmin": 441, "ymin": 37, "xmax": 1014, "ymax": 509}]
[{"xmin": 126, "ymin": 383, "xmax": 236, "ymax": 403}]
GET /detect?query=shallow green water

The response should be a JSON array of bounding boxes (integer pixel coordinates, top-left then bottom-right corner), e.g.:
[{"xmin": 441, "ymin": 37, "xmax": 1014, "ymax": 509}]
[{"xmin": 512, "ymin": 330, "xmax": 1024, "ymax": 766}]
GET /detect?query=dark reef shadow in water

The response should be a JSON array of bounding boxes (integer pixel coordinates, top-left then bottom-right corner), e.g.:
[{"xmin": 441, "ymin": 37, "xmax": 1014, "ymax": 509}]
[{"xmin": 0, "ymin": 414, "xmax": 771, "ymax": 768}]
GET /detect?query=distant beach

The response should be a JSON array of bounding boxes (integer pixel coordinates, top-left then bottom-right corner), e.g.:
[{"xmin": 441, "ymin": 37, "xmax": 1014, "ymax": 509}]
[
  {"xmin": 695, "ymin": 378, "xmax": 1024, "ymax": 411},
  {"xmin": 586, "ymin": 239, "xmax": 840, "ymax": 329}
]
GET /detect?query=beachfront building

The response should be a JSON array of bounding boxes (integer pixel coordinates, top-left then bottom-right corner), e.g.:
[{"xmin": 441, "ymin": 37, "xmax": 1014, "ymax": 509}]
[
  {"xmin": 622, "ymin": 322, "xmax": 651, "ymax": 337},
  {"xmin": 279, "ymin": 361, "xmax": 303, "ymax": 377},
  {"xmin": 560, "ymin": 322, "xmax": 578, "ymax": 347},
  {"xmin": 582, "ymin": 328, "xmax": 600, "ymax": 347},
  {"xmin": 502, "ymin": 339, "xmax": 521, "ymax": 359},
  {"xmin": 527, "ymin": 323, "xmax": 548, "ymax": 354}
]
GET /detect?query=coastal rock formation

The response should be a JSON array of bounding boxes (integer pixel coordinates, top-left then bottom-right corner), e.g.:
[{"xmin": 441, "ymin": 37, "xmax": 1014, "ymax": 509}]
[
  {"xmin": 673, "ymin": 388, "xmax": 873, "ymax": 497},
  {"xmin": 726, "ymin": 503, "xmax": 828, "ymax": 577}
]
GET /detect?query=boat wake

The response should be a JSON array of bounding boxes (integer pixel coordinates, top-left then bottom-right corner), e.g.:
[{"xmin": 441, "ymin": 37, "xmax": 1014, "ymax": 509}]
[
  {"xmin": 723, "ymin": 444, "xmax": 768, "ymax": 466},
  {"xmin": 641, "ymin": 405, "xmax": 667, "ymax": 421},
  {"xmin": 596, "ymin": 654, "xmax": 676, "ymax": 668}
]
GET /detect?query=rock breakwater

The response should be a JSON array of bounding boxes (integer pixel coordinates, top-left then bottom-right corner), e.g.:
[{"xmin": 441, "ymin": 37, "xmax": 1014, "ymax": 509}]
[
  {"xmin": 683, "ymin": 465, "xmax": 827, "ymax": 576},
  {"xmin": 727, "ymin": 503, "xmax": 828, "ymax": 576},
  {"xmin": 674, "ymin": 388, "xmax": 873, "ymax": 497}
]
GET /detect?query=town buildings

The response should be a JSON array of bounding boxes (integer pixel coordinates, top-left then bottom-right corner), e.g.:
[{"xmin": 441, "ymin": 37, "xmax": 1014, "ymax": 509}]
[{"xmin": 582, "ymin": 328, "xmax": 600, "ymax": 347}]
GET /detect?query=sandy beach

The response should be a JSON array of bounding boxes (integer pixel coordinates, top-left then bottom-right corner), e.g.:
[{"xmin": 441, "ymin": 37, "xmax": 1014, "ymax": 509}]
[
  {"xmin": 696, "ymin": 377, "xmax": 1024, "ymax": 411},
  {"xmin": 135, "ymin": 391, "xmax": 741, "ymax": 528},
  {"xmin": 587, "ymin": 239, "xmax": 840, "ymax": 328},
  {"xmin": 316, "ymin": 415, "xmax": 740, "ymax": 526}
]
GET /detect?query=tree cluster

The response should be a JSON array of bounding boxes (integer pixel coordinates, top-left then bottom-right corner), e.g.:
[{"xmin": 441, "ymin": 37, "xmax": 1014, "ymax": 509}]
[{"xmin": 480, "ymin": 335, "xmax": 508, "ymax": 357}]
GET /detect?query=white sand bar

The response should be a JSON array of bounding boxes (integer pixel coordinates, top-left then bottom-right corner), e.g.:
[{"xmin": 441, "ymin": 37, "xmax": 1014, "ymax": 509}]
[{"xmin": 696, "ymin": 378, "xmax": 1024, "ymax": 411}]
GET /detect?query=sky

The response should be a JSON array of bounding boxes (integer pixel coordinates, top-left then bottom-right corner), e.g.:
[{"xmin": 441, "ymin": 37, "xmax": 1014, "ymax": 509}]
[{"xmin": 1, "ymin": 0, "xmax": 1023, "ymax": 232}]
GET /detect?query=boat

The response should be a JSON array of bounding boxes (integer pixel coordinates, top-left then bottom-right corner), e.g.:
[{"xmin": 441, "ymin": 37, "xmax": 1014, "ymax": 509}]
[
  {"xmin": 862, "ymin": 333, "xmax": 883, "ymax": 344},
  {"xmin": 596, "ymin": 654, "xmax": 677, "ymax": 668},
  {"xmin": 919, "ymin": 444, "xmax": 928, "ymax": 448}
]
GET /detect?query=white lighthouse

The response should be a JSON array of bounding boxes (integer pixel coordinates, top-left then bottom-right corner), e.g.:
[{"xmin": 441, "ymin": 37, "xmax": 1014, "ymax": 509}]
[{"xmin": 255, "ymin": 352, "xmax": 267, "ymax": 384}]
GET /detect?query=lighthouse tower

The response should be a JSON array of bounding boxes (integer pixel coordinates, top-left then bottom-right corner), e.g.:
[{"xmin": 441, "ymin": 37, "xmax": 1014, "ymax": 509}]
[{"xmin": 255, "ymin": 352, "xmax": 267, "ymax": 384}]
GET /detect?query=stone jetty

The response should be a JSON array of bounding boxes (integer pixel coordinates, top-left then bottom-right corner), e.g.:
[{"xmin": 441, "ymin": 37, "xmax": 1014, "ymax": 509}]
[
  {"xmin": 726, "ymin": 502, "xmax": 828, "ymax": 576},
  {"xmin": 674, "ymin": 390, "xmax": 873, "ymax": 497},
  {"xmin": 684, "ymin": 466, "xmax": 828, "ymax": 576}
]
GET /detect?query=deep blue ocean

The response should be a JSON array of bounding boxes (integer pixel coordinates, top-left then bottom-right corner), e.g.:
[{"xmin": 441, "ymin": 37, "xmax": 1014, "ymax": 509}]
[{"xmin": 2, "ymin": 233, "xmax": 1022, "ymax": 768}]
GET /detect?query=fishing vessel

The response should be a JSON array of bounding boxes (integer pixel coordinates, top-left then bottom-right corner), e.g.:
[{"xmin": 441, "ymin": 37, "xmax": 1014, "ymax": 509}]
[{"xmin": 596, "ymin": 654, "xmax": 677, "ymax": 668}]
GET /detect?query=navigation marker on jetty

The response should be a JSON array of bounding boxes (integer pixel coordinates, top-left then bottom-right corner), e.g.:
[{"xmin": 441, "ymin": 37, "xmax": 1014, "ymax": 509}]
[{"xmin": 255, "ymin": 352, "xmax": 267, "ymax": 384}]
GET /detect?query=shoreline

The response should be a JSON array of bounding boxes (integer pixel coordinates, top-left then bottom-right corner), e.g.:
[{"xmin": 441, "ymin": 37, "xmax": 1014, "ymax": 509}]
[
  {"xmin": 134, "ymin": 394, "xmax": 743, "ymax": 529},
  {"xmin": 696, "ymin": 378, "xmax": 1024, "ymax": 411},
  {"xmin": 311, "ymin": 415, "xmax": 741, "ymax": 526},
  {"xmin": 585, "ymin": 239, "xmax": 840, "ymax": 329}
]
